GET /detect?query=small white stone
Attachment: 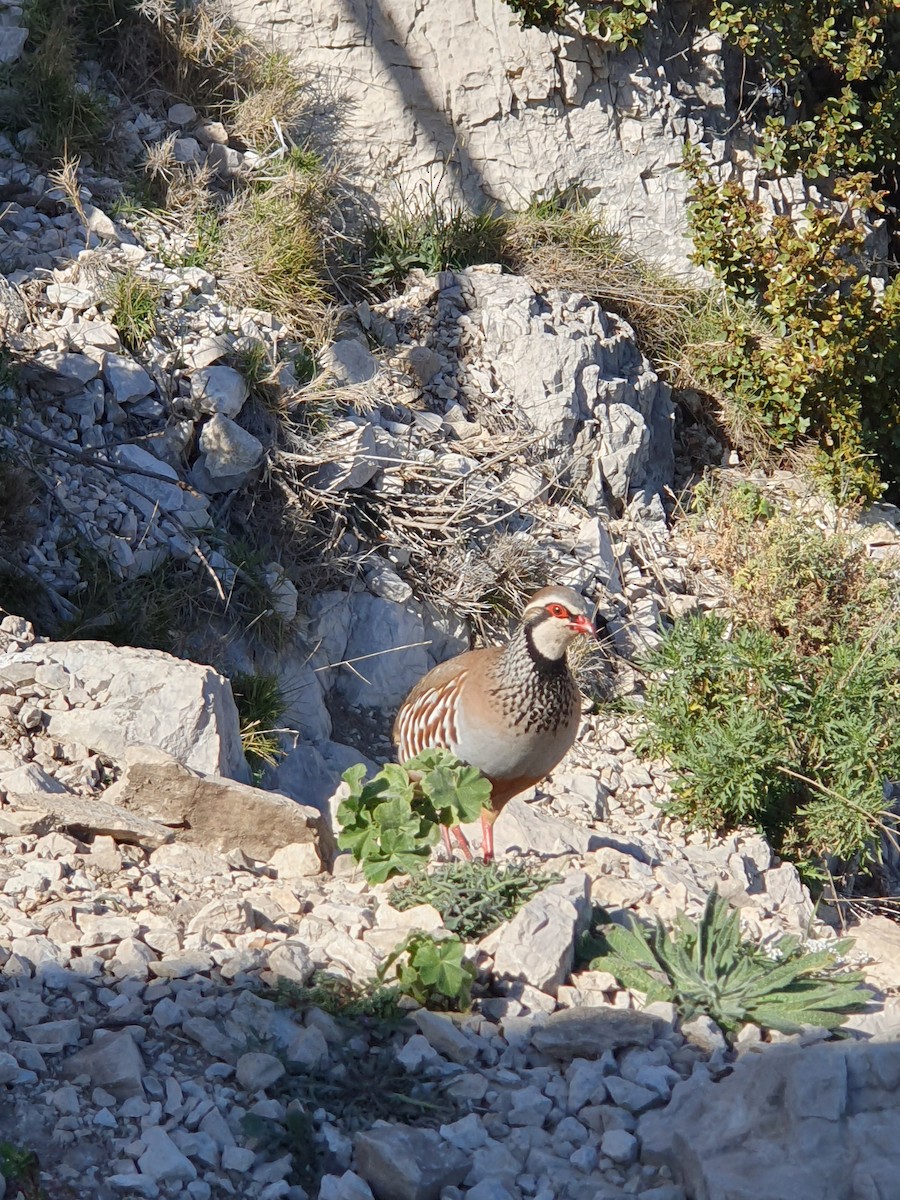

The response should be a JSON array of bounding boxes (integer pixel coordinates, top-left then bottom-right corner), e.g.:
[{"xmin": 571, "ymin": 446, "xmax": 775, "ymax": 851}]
[
  {"xmin": 236, "ymin": 1052, "xmax": 286, "ymax": 1092},
  {"xmin": 222, "ymin": 1145, "xmax": 255, "ymax": 1172},
  {"xmin": 168, "ymin": 103, "xmax": 197, "ymax": 126},
  {"xmin": 600, "ymin": 1129, "xmax": 637, "ymax": 1165}
]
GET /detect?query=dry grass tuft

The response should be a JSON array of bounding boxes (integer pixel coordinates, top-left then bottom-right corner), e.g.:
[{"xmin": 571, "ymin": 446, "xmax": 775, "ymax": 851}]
[
  {"xmin": 229, "ymin": 51, "xmax": 311, "ymax": 152},
  {"xmin": 107, "ymin": 269, "xmax": 161, "ymax": 351},
  {"xmin": 216, "ymin": 172, "xmax": 331, "ymax": 338},
  {"xmin": 424, "ymin": 533, "xmax": 549, "ymax": 634},
  {"xmin": 502, "ymin": 198, "xmax": 717, "ymax": 378},
  {"xmin": 133, "ymin": 0, "xmax": 314, "ymax": 151}
]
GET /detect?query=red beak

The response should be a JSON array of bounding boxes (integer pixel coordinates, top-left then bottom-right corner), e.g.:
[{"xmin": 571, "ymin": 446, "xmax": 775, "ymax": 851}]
[{"xmin": 569, "ymin": 614, "xmax": 595, "ymax": 637}]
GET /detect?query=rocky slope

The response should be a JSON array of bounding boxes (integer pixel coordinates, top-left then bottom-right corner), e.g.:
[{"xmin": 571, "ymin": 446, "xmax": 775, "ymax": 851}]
[
  {"xmin": 0, "ymin": 605, "xmax": 897, "ymax": 1200},
  {"xmin": 0, "ymin": 15, "xmax": 897, "ymax": 1200}
]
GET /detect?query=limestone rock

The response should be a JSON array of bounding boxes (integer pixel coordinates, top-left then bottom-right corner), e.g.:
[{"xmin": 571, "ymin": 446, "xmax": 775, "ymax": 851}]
[
  {"xmin": 320, "ymin": 337, "xmax": 379, "ymax": 385},
  {"xmin": 0, "ymin": 25, "xmax": 27, "ymax": 64},
  {"xmin": 0, "ymin": 791, "xmax": 172, "ymax": 847},
  {"xmin": 269, "ymin": 841, "xmax": 322, "ymax": 878},
  {"xmin": 267, "ymin": 739, "xmax": 378, "ymax": 828},
  {"xmin": 112, "ymin": 439, "xmax": 210, "ymax": 518},
  {"xmin": 101, "ymin": 753, "xmax": 335, "ymax": 863},
  {"xmin": 102, "ymin": 352, "xmax": 155, "ymax": 405},
  {"xmin": 137, "ymin": 1126, "xmax": 197, "ymax": 1183},
  {"xmin": 266, "ymin": 941, "xmax": 314, "ymax": 987},
  {"xmin": 529, "ymin": 1006, "xmax": 661, "ymax": 1060},
  {"xmin": 639, "ymin": 1041, "xmax": 900, "ymax": 1200},
  {"xmin": 198, "ymin": 413, "xmax": 264, "ymax": 479},
  {"xmin": 354, "ymin": 1123, "xmax": 469, "ymax": 1200},
  {"xmin": 489, "ymin": 873, "xmax": 591, "ymax": 996},
  {"xmin": 62, "ymin": 1030, "xmax": 145, "ymax": 1099},
  {"xmin": 310, "ymin": 421, "xmax": 381, "ymax": 492},
  {"xmin": 846, "ymin": 916, "xmax": 900, "ymax": 992},
  {"xmin": 468, "ymin": 271, "xmax": 673, "ymax": 502},
  {"xmin": 221, "ymin": 0, "xmax": 717, "ymax": 274},
  {"xmin": 307, "ymin": 590, "xmax": 431, "ymax": 709},
  {"xmin": 488, "ymin": 796, "xmax": 602, "ymax": 857},
  {"xmin": 4, "ymin": 641, "xmax": 248, "ymax": 780},
  {"xmin": 191, "ymin": 365, "xmax": 250, "ymax": 417}
]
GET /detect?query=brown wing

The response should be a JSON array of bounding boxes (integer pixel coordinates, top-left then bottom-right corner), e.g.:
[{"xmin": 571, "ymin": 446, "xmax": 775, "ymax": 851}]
[{"xmin": 392, "ymin": 648, "xmax": 499, "ymax": 762}]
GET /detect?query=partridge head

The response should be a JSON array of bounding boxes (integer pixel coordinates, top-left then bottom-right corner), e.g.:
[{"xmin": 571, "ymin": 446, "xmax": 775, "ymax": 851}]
[{"xmin": 393, "ymin": 584, "xmax": 596, "ymax": 862}]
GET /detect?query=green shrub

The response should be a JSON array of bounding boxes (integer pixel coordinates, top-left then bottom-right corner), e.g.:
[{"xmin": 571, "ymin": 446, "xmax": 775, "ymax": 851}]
[
  {"xmin": 688, "ymin": 487, "xmax": 892, "ymax": 653},
  {"xmin": 500, "ymin": 0, "xmax": 567, "ymax": 28},
  {"xmin": 0, "ymin": 0, "xmax": 112, "ymax": 160},
  {"xmin": 684, "ymin": 157, "xmax": 900, "ymax": 501},
  {"xmin": 588, "ymin": 889, "xmax": 868, "ymax": 1034},
  {"xmin": 231, "ymin": 671, "xmax": 286, "ymax": 775},
  {"xmin": 704, "ymin": 1, "xmax": 900, "ymax": 179},
  {"xmin": 638, "ymin": 611, "xmax": 900, "ymax": 877},
  {"xmin": 368, "ymin": 199, "xmax": 508, "ymax": 287},
  {"xmin": 108, "ymin": 270, "xmax": 160, "ymax": 351},
  {"xmin": 217, "ymin": 174, "xmax": 329, "ymax": 336},
  {"xmin": 586, "ymin": 1, "xmax": 654, "ymax": 47}
]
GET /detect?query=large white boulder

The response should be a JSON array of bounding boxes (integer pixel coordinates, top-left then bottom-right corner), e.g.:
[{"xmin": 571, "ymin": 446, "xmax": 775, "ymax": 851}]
[{"xmin": 2, "ymin": 641, "xmax": 249, "ymax": 781}]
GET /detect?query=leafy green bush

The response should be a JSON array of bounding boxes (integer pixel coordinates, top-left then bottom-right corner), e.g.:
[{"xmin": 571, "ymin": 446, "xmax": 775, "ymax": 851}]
[
  {"xmin": 684, "ymin": 157, "xmax": 900, "ymax": 501},
  {"xmin": 705, "ymin": 1, "xmax": 900, "ymax": 178},
  {"xmin": 502, "ymin": 0, "xmax": 567, "ymax": 27},
  {"xmin": 689, "ymin": 486, "xmax": 892, "ymax": 653},
  {"xmin": 391, "ymin": 861, "xmax": 561, "ymax": 941},
  {"xmin": 500, "ymin": 0, "xmax": 653, "ymax": 47},
  {"xmin": 588, "ymin": 889, "xmax": 868, "ymax": 1034},
  {"xmin": 586, "ymin": 0, "xmax": 654, "ymax": 47},
  {"xmin": 638, "ymin": 611, "xmax": 900, "ymax": 876},
  {"xmin": 378, "ymin": 931, "xmax": 476, "ymax": 1010},
  {"xmin": 337, "ymin": 750, "xmax": 491, "ymax": 884}
]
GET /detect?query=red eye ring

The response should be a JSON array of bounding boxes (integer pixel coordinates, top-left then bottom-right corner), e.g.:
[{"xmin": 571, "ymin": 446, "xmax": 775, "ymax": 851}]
[{"xmin": 547, "ymin": 603, "xmax": 569, "ymax": 619}]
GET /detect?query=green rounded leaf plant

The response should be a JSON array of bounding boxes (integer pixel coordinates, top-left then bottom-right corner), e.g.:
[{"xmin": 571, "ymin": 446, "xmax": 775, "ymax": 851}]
[
  {"xmin": 378, "ymin": 931, "xmax": 476, "ymax": 1011},
  {"xmin": 337, "ymin": 750, "xmax": 492, "ymax": 884}
]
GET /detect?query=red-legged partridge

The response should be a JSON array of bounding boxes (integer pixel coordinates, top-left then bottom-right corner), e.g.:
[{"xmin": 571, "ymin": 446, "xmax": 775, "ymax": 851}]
[{"xmin": 393, "ymin": 585, "xmax": 595, "ymax": 862}]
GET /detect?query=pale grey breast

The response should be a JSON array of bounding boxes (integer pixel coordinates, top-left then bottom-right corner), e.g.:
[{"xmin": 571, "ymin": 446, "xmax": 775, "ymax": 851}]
[{"xmin": 456, "ymin": 670, "xmax": 580, "ymax": 781}]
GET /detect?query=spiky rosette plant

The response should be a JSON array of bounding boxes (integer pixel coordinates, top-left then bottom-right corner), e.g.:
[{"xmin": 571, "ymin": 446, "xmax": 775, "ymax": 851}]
[{"xmin": 589, "ymin": 889, "xmax": 868, "ymax": 1035}]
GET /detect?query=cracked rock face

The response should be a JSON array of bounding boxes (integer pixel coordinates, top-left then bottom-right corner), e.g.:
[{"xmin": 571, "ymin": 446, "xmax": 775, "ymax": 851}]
[{"xmin": 224, "ymin": 0, "xmax": 725, "ymax": 275}]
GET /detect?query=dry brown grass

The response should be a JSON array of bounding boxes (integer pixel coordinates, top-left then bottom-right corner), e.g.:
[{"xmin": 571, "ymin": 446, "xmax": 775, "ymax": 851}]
[
  {"xmin": 216, "ymin": 171, "xmax": 332, "ymax": 338},
  {"xmin": 686, "ymin": 473, "xmax": 892, "ymax": 654},
  {"xmin": 132, "ymin": 0, "xmax": 313, "ymax": 151}
]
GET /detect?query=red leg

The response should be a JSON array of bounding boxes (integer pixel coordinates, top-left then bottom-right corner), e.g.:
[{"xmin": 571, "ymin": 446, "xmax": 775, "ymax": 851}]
[
  {"xmin": 481, "ymin": 809, "xmax": 495, "ymax": 864},
  {"xmin": 451, "ymin": 825, "xmax": 473, "ymax": 860}
]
